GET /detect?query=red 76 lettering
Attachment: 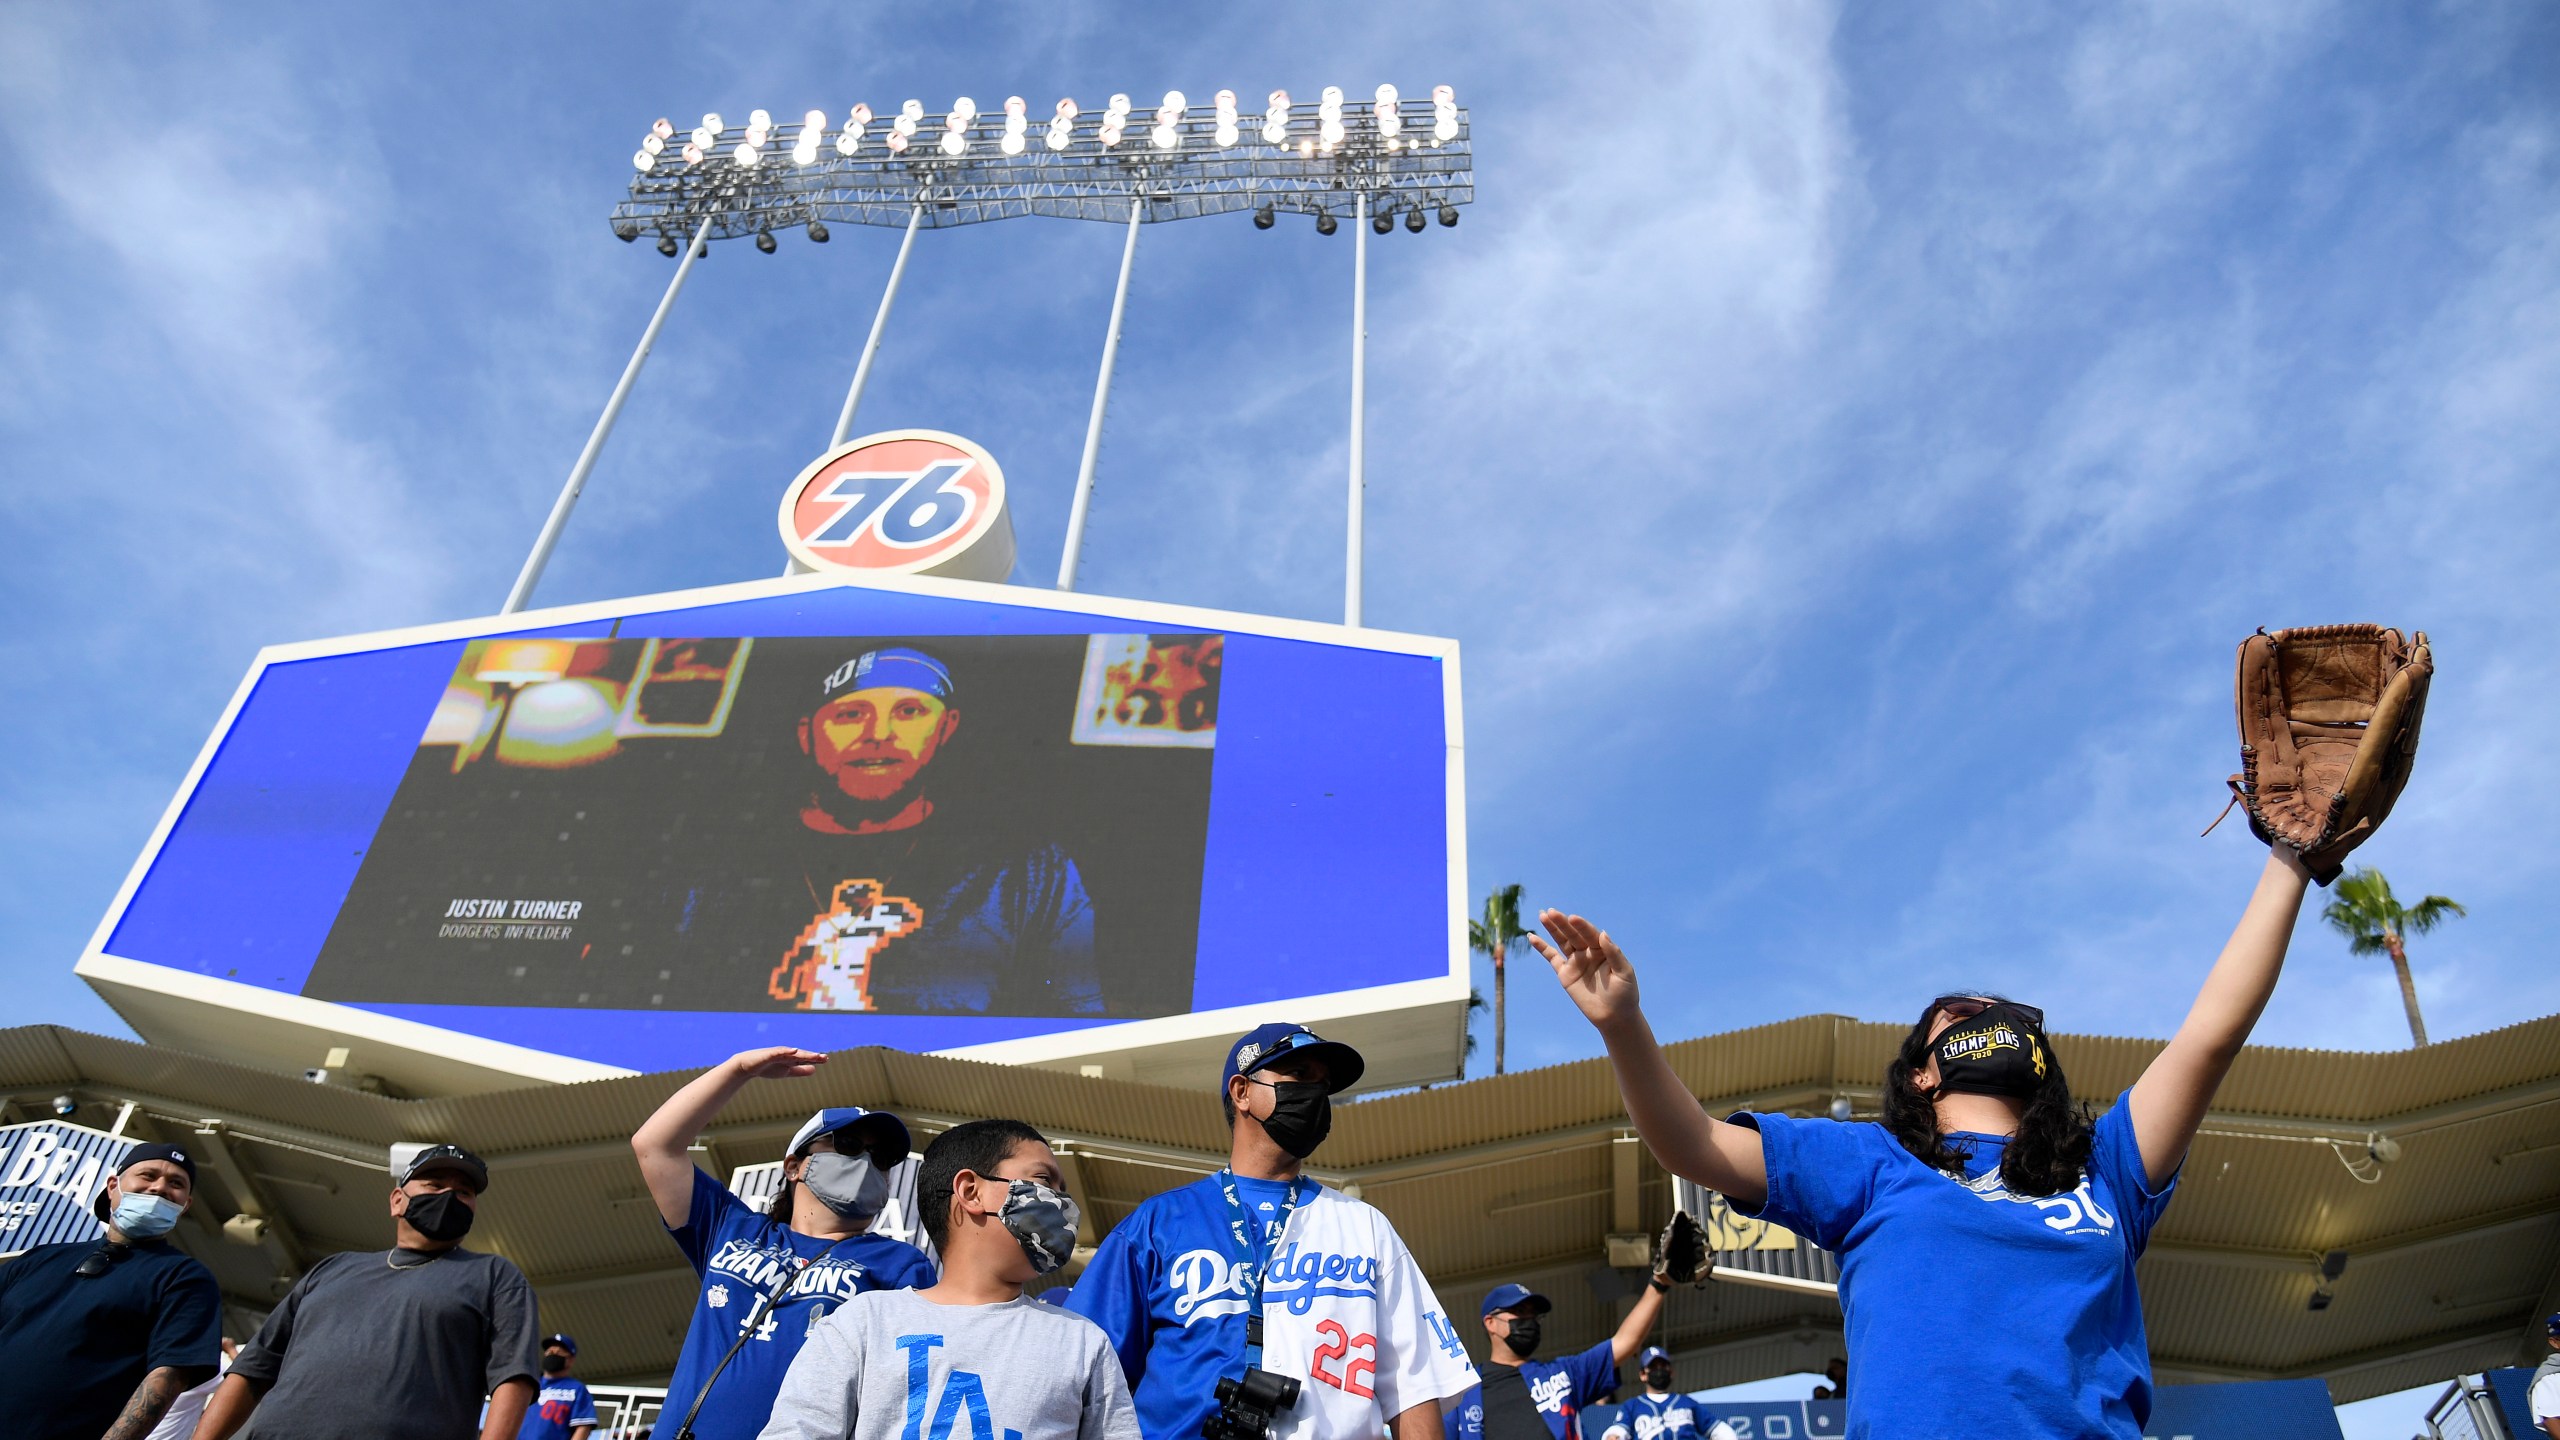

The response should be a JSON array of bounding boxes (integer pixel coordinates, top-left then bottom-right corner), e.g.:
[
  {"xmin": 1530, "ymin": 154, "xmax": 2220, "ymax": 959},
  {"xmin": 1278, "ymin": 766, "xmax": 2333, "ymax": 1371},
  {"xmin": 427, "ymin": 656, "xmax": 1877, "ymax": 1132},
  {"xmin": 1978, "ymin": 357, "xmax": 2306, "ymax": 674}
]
[{"xmin": 1310, "ymin": 1319, "xmax": 1377, "ymax": 1400}]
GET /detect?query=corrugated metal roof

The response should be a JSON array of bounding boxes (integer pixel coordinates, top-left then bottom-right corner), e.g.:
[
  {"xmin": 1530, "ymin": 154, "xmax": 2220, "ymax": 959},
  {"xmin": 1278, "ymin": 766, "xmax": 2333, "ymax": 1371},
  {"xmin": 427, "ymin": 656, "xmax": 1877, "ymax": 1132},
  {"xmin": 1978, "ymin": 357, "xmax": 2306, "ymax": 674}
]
[{"xmin": 7, "ymin": 1011, "xmax": 2555, "ymax": 1404}]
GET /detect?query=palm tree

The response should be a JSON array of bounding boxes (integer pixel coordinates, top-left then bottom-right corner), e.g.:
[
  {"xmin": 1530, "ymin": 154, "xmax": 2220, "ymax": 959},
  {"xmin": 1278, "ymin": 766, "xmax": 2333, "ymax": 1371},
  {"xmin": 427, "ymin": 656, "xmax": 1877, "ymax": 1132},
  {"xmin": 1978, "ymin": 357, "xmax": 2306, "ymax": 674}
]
[
  {"xmin": 1469, "ymin": 884, "xmax": 1528, "ymax": 1075},
  {"xmin": 2321, "ymin": 867, "xmax": 2465, "ymax": 1047}
]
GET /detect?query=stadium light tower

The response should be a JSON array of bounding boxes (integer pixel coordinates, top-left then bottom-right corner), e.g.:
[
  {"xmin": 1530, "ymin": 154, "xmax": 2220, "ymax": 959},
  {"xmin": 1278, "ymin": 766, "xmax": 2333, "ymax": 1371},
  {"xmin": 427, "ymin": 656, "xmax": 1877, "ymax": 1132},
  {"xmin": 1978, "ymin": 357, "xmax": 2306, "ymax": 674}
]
[{"xmin": 504, "ymin": 86, "xmax": 1473, "ymax": 616}]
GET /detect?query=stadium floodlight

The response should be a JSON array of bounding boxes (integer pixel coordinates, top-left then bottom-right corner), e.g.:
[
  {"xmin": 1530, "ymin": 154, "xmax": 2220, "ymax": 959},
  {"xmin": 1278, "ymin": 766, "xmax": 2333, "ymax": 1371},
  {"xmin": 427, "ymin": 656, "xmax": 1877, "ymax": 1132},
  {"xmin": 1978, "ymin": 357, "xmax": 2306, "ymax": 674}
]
[
  {"xmin": 549, "ymin": 85, "xmax": 1474, "ymax": 618},
  {"xmin": 1002, "ymin": 96, "xmax": 1028, "ymax": 156},
  {"xmin": 755, "ymin": 229, "xmax": 777, "ymax": 253},
  {"xmin": 611, "ymin": 87, "xmax": 1468, "ymax": 238},
  {"xmin": 807, "ymin": 220, "xmax": 830, "ymax": 242}
]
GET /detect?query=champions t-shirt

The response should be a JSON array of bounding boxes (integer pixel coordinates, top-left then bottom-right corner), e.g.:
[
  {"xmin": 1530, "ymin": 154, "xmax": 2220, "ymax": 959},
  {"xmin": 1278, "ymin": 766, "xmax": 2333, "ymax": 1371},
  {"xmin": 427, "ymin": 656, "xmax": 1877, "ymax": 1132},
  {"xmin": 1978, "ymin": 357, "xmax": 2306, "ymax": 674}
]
[
  {"xmin": 1731, "ymin": 1092, "xmax": 2177, "ymax": 1438},
  {"xmin": 663, "ymin": 1168, "xmax": 937, "ymax": 1440},
  {"xmin": 518, "ymin": 1375, "xmax": 600, "ymax": 1439},
  {"xmin": 1068, "ymin": 1174, "xmax": 1478, "ymax": 1440},
  {"xmin": 1444, "ymin": 1341, "xmax": 1616, "ymax": 1440},
  {"xmin": 677, "ymin": 822, "xmax": 1101, "ymax": 1016}
]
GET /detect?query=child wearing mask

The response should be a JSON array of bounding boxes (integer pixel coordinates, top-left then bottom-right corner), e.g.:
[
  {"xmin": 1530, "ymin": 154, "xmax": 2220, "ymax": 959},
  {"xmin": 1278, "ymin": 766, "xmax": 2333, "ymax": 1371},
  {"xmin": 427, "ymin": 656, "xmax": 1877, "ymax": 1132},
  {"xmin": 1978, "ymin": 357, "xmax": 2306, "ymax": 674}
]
[
  {"xmin": 633, "ymin": 1047, "xmax": 936, "ymax": 1440},
  {"xmin": 757, "ymin": 1119, "xmax": 1140, "ymax": 1440},
  {"xmin": 1533, "ymin": 840, "xmax": 2318, "ymax": 1439}
]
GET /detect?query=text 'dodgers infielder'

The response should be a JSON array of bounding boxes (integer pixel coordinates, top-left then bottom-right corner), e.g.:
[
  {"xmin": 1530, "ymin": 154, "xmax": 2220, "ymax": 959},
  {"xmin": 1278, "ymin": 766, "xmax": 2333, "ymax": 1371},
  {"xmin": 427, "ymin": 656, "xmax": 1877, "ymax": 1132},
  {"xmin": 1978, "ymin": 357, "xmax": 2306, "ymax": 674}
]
[{"xmin": 1069, "ymin": 1024, "xmax": 1479, "ymax": 1440}]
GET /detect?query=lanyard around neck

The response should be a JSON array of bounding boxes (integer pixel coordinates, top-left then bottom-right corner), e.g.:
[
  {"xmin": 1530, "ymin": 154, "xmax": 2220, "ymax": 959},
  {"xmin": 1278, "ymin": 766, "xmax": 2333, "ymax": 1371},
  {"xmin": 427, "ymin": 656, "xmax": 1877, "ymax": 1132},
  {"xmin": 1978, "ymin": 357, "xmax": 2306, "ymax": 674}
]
[{"xmin": 1216, "ymin": 1168, "xmax": 1305, "ymax": 1368}]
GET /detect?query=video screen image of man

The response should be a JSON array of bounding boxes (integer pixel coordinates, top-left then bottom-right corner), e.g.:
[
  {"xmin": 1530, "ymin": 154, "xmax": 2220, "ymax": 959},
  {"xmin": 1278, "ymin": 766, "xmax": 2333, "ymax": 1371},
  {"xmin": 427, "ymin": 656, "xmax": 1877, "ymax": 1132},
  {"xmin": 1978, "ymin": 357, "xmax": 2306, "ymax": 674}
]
[
  {"xmin": 750, "ymin": 645, "xmax": 1095, "ymax": 1015},
  {"xmin": 301, "ymin": 632, "xmax": 1219, "ymax": 1020}
]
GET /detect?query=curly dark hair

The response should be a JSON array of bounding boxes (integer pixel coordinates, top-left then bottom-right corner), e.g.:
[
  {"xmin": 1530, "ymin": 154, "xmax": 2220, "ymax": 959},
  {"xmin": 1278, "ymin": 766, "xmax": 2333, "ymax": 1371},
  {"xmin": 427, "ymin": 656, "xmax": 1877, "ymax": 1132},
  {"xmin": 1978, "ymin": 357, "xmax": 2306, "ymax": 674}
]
[{"xmin": 1881, "ymin": 996, "xmax": 2093, "ymax": 1197}]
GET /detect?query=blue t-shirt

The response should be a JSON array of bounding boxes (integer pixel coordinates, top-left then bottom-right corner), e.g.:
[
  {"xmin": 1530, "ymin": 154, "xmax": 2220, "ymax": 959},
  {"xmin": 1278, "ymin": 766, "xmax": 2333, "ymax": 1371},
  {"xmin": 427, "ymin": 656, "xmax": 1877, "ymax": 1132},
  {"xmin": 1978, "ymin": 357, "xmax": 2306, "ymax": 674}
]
[
  {"xmin": 518, "ymin": 1375, "xmax": 600, "ymax": 1438},
  {"xmin": 662, "ymin": 1168, "xmax": 937, "ymax": 1440},
  {"xmin": 1732, "ymin": 1092, "xmax": 2176, "ymax": 1438},
  {"xmin": 1065, "ymin": 1172, "xmax": 1315, "ymax": 1440},
  {"xmin": 0, "ymin": 1237, "xmax": 223, "ymax": 1439},
  {"xmin": 1444, "ymin": 1340, "xmax": 1616, "ymax": 1440}
]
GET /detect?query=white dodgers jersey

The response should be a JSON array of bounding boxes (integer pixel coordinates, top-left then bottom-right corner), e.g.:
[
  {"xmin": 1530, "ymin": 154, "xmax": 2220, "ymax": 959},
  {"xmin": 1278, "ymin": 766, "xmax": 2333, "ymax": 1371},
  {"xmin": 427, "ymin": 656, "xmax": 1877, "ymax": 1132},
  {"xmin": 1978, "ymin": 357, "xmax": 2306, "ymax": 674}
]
[{"xmin": 1250, "ymin": 1188, "xmax": 1480, "ymax": 1440}]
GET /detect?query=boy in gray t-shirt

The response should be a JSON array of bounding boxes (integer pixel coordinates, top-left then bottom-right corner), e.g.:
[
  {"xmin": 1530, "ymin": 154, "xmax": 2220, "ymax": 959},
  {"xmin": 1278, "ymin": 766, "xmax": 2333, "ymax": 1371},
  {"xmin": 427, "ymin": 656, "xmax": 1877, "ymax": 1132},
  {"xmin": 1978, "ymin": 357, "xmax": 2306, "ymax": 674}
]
[{"xmin": 760, "ymin": 1120, "xmax": 1138, "ymax": 1440}]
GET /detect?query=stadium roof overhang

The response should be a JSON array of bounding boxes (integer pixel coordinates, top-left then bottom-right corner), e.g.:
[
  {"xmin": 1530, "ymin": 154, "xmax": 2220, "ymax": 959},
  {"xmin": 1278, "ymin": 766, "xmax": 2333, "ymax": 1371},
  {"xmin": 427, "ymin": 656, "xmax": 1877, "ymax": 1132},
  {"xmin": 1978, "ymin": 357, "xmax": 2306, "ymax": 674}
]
[{"xmin": 5, "ymin": 1013, "xmax": 2554, "ymax": 1405}]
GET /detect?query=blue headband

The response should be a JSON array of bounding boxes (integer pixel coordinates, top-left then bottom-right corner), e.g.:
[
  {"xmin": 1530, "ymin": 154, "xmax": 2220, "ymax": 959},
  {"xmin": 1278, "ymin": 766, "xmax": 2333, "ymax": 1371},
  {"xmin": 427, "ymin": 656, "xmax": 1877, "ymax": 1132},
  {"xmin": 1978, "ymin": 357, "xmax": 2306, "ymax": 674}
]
[{"xmin": 819, "ymin": 647, "xmax": 953, "ymax": 706}]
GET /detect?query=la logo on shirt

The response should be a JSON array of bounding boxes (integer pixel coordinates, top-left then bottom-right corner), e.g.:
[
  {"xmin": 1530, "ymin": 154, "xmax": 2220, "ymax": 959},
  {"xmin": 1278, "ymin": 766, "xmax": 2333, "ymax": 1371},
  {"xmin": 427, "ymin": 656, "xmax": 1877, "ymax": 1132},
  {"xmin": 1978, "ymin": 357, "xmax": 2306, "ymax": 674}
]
[{"xmin": 899, "ymin": 1332, "xmax": 1020, "ymax": 1440}]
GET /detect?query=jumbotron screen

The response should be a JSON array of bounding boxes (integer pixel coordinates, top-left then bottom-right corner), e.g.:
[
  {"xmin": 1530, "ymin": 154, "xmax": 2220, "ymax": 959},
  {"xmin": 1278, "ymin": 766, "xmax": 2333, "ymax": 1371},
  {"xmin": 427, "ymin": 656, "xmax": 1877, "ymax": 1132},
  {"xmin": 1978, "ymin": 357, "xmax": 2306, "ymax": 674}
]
[{"xmin": 96, "ymin": 580, "xmax": 1458, "ymax": 1069}]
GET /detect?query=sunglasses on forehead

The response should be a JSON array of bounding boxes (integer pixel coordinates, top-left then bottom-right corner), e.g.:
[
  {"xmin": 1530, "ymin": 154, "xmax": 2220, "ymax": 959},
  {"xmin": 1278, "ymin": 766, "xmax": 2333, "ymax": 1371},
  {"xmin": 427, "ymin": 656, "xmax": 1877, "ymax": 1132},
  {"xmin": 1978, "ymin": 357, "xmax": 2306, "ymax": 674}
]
[{"xmin": 1929, "ymin": 995, "xmax": 2045, "ymax": 1028}]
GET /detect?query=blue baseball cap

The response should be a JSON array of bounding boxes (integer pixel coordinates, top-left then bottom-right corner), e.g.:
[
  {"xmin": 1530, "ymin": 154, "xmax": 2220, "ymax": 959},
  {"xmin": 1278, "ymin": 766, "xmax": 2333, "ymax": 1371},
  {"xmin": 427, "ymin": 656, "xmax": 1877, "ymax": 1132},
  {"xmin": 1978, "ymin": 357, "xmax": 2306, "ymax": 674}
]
[
  {"xmin": 1639, "ymin": 1346, "xmax": 1672, "ymax": 1369},
  {"xmin": 786, "ymin": 1107, "xmax": 911, "ymax": 1166},
  {"xmin": 2546, "ymin": 1311, "xmax": 2560, "ymax": 1336},
  {"xmin": 1223, "ymin": 1023, "xmax": 1365, "ymax": 1095},
  {"xmin": 819, "ymin": 647, "xmax": 954, "ymax": 707},
  {"xmin": 1481, "ymin": 1283, "xmax": 1552, "ymax": 1318},
  {"xmin": 543, "ymin": 1334, "xmax": 578, "ymax": 1355}
]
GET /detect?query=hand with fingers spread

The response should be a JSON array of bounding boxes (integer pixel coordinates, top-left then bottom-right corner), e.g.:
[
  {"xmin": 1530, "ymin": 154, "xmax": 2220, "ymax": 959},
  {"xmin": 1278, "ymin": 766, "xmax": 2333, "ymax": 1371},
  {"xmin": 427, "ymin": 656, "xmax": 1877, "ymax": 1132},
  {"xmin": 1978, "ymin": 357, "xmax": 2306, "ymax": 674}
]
[{"xmin": 1531, "ymin": 909, "xmax": 1642, "ymax": 1031}]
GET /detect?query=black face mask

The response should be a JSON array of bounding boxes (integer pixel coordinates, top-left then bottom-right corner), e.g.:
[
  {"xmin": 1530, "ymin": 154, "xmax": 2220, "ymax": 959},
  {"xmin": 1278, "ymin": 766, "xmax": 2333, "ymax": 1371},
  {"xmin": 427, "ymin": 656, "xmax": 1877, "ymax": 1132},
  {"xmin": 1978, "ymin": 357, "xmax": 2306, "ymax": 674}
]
[
  {"xmin": 1503, "ymin": 1316, "xmax": 1542, "ymax": 1357},
  {"xmin": 1642, "ymin": 1365, "xmax": 1673, "ymax": 1391},
  {"xmin": 1931, "ymin": 1004, "xmax": 2049, "ymax": 1100},
  {"xmin": 401, "ymin": 1188, "xmax": 476, "ymax": 1243},
  {"xmin": 542, "ymin": 1354, "xmax": 569, "ymax": 1375},
  {"xmin": 1257, "ymin": 1081, "xmax": 1334, "ymax": 1159}
]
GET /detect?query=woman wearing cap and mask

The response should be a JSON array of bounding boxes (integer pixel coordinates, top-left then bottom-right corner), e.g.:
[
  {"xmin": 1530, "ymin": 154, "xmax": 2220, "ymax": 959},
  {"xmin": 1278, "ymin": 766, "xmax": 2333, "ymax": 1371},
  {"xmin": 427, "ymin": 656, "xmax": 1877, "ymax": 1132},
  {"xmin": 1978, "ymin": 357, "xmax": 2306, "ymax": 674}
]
[
  {"xmin": 634, "ymin": 1047, "xmax": 937, "ymax": 1440},
  {"xmin": 1534, "ymin": 844, "xmax": 2318, "ymax": 1439}
]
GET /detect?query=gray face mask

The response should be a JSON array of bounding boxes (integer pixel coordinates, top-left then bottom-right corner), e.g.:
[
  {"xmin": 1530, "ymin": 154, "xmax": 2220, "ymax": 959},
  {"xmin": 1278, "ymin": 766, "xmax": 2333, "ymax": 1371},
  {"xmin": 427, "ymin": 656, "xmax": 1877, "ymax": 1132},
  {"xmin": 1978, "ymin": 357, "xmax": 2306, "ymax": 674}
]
[
  {"xmin": 999, "ymin": 1179, "xmax": 1080, "ymax": 1275},
  {"xmin": 800, "ymin": 1152, "xmax": 888, "ymax": 1222}
]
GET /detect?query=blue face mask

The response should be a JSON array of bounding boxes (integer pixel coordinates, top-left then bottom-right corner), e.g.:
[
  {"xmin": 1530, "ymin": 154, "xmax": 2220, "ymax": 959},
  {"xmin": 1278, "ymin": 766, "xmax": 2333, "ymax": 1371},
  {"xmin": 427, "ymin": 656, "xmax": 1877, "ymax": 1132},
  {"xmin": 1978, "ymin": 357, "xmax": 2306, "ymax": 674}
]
[{"xmin": 111, "ymin": 1191, "xmax": 183, "ymax": 1240}]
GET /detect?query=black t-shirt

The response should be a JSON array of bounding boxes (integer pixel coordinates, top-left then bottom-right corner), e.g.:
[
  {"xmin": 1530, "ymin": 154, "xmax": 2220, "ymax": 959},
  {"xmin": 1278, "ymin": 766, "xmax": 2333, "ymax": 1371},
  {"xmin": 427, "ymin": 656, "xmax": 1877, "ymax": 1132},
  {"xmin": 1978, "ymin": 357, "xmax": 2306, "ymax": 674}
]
[
  {"xmin": 0, "ymin": 1237, "xmax": 224, "ymax": 1437},
  {"xmin": 231, "ymin": 1245, "xmax": 540, "ymax": 1440},
  {"xmin": 674, "ymin": 819, "xmax": 1102, "ymax": 1016},
  {"xmin": 1477, "ymin": 1363, "xmax": 1558, "ymax": 1440}
]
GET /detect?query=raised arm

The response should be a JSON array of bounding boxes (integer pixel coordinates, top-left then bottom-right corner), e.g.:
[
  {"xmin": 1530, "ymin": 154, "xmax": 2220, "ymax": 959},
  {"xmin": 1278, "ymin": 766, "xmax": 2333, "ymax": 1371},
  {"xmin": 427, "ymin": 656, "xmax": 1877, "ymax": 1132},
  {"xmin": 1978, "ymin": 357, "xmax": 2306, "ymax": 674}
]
[
  {"xmin": 1607, "ymin": 1272, "xmax": 1670, "ymax": 1363},
  {"xmin": 2127, "ymin": 847, "xmax": 2312, "ymax": 1188},
  {"xmin": 1530, "ymin": 912, "xmax": 1768, "ymax": 1209},
  {"xmin": 632, "ymin": 1047, "xmax": 827, "ymax": 1228}
]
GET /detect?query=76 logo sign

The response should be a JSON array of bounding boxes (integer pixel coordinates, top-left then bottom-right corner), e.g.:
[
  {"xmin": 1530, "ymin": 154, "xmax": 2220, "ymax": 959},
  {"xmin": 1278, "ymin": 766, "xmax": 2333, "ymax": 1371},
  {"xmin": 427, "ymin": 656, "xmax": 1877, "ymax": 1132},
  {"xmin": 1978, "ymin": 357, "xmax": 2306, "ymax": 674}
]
[{"xmin": 778, "ymin": 430, "xmax": 1014, "ymax": 581}]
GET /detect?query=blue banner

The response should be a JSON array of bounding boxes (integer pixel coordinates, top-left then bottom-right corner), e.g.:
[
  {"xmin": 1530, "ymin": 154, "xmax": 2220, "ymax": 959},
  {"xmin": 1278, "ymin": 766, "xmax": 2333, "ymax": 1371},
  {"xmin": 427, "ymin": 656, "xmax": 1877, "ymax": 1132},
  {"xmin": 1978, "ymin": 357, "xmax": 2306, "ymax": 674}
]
[
  {"xmin": 1582, "ymin": 1379, "xmax": 2344, "ymax": 1440},
  {"xmin": 1582, "ymin": 1399, "xmax": 1846, "ymax": 1439}
]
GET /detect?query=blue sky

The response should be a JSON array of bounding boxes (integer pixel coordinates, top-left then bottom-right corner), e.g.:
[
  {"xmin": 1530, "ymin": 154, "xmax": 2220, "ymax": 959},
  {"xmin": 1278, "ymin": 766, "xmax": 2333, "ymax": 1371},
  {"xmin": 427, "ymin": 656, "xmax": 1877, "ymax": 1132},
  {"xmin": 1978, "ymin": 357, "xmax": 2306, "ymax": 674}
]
[{"xmin": 2, "ymin": 3, "xmax": 2553, "ymax": 1423}]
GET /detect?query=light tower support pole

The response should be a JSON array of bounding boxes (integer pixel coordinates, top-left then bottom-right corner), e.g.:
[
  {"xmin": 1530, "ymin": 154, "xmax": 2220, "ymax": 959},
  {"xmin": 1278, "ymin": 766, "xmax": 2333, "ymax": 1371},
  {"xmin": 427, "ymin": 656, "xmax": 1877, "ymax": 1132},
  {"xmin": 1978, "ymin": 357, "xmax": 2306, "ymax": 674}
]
[
  {"xmin": 831, "ymin": 202, "xmax": 925, "ymax": 448},
  {"xmin": 787, "ymin": 201, "xmax": 926, "ymax": 577},
  {"xmin": 503, "ymin": 213, "xmax": 714, "ymax": 614},
  {"xmin": 1345, "ymin": 189, "xmax": 1369, "ymax": 628},
  {"xmin": 1057, "ymin": 196, "xmax": 1144, "ymax": 591}
]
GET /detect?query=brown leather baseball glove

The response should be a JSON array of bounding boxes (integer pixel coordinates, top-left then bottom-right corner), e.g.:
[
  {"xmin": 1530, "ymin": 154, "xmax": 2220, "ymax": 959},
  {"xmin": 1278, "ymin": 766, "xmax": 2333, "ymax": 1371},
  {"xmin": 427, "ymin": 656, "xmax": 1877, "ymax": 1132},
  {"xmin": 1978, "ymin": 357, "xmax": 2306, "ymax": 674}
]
[{"xmin": 2219, "ymin": 625, "xmax": 2431, "ymax": 885}]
